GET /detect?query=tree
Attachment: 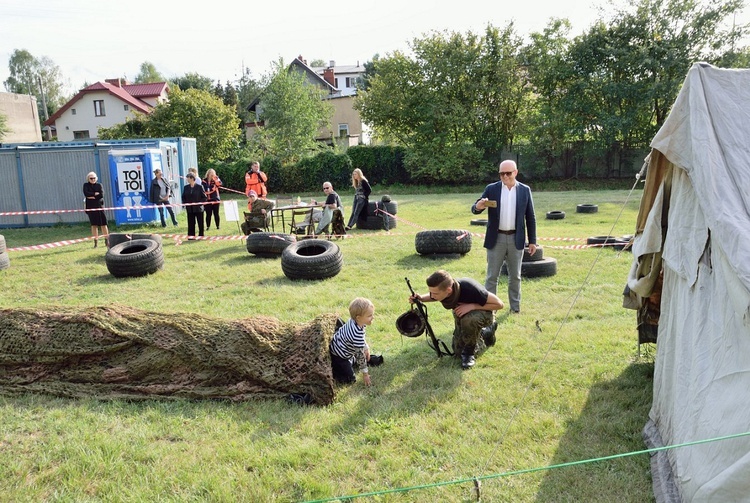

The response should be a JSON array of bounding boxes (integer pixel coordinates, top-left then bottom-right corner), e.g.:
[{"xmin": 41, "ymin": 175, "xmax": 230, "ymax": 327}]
[
  {"xmin": 146, "ymin": 88, "xmax": 240, "ymax": 165},
  {"xmin": 0, "ymin": 112, "xmax": 9, "ymax": 141},
  {"xmin": 172, "ymin": 72, "xmax": 214, "ymax": 92},
  {"xmin": 134, "ymin": 61, "xmax": 167, "ymax": 83},
  {"xmin": 97, "ymin": 114, "xmax": 149, "ymax": 140},
  {"xmin": 250, "ymin": 59, "xmax": 333, "ymax": 164},
  {"xmin": 235, "ymin": 67, "xmax": 262, "ymax": 123},
  {"xmin": 4, "ymin": 49, "xmax": 66, "ymax": 124},
  {"xmin": 355, "ymin": 25, "xmax": 531, "ymax": 182}
]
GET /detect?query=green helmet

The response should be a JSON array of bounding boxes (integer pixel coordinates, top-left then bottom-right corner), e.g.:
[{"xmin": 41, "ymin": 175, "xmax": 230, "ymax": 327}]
[{"xmin": 396, "ymin": 309, "xmax": 426, "ymax": 338}]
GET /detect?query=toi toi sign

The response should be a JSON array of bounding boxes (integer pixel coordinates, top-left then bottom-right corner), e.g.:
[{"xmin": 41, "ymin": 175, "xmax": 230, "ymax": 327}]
[{"xmin": 117, "ymin": 162, "xmax": 144, "ymax": 193}]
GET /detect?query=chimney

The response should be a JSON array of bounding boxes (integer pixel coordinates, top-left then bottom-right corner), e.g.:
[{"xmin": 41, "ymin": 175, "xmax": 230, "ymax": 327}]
[
  {"xmin": 105, "ymin": 78, "xmax": 123, "ymax": 87},
  {"xmin": 329, "ymin": 60, "xmax": 335, "ymax": 68},
  {"xmin": 323, "ymin": 68, "xmax": 335, "ymax": 86},
  {"xmin": 297, "ymin": 54, "xmax": 307, "ymax": 65}
]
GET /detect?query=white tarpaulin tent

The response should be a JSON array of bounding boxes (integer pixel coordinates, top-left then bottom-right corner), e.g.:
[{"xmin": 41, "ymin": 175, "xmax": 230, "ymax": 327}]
[{"xmin": 628, "ymin": 63, "xmax": 750, "ymax": 502}]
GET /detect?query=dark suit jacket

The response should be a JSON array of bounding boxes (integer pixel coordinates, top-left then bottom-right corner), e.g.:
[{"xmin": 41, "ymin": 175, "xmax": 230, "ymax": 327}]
[
  {"xmin": 471, "ymin": 181, "xmax": 537, "ymax": 250},
  {"xmin": 181, "ymin": 183, "xmax": 207, "ymax": 214}
]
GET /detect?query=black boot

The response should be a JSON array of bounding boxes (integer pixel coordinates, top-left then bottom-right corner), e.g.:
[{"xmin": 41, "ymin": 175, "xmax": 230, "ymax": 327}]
[
  {"xmin": 481, "ymin": 321, "xmax": 498, "ymax": 347},
  {"xmin": 461, "ymin": 352, "xmax": 476, "ymax": 370}
]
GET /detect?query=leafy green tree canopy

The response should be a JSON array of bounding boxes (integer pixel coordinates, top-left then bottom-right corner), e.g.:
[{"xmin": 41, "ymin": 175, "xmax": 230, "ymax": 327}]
[
  {"xmin": 249, "ymin": 59, "xmax": 333, "ymax": 164},
  {"xmin": 172, "ymin": 72, "xmax": 214, "ymax": 92},
  {"xmin": 146, "ymin": 88, "xmax": 240, "ymax": 165},
  {"xmin": 134, "ymin": 61, "xmax": 167, "ymax": 83},
  {"xmin": 4, "ymin": 48, "xmax": 66, "ymax": 122}
]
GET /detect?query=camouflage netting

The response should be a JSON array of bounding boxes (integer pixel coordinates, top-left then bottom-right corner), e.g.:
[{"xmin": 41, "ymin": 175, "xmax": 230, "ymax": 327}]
[{"xmin": 0, "ymin": 305, "xmax": 337, "ymax": 405}]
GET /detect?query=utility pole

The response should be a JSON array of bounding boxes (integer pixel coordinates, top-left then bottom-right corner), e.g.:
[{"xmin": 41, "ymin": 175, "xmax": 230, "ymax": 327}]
[{"xmin": 38, "ymin": 74, "xmax": 50, "ymax": 140}]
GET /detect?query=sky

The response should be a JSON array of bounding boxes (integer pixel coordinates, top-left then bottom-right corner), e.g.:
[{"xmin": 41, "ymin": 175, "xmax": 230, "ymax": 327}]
[{"xmin": 1, "ymin": 0, "xmax": 747, "ymax": 97}]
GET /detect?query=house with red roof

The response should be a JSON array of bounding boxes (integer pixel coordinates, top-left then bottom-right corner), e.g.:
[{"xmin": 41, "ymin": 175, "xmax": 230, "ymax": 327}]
[{"xmin": 44, "ymin": 79, "xmax": 169, "ymax": 141}]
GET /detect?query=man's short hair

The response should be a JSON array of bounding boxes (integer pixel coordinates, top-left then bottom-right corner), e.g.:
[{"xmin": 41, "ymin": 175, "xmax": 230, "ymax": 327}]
[
  {"xmin": 186, "ymin": 173, "xmax": 195, "ymax": 180},
  {"xmin": 349, "ymin": 297, "xmax": 374, "ymax": 319},
  {"xmin": 426, "ymin": 270, "xmax": 453, "ymax": 289}
]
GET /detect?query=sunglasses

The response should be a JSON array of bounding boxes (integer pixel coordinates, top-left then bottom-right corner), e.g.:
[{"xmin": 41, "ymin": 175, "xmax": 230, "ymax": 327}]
[
  {"xmin": 88, "ymin": 177, "xmax": 96, "ymax": 180},
  {"xmin": 499, "ymin": 171, "xmax": 515, "ymax": 177}
]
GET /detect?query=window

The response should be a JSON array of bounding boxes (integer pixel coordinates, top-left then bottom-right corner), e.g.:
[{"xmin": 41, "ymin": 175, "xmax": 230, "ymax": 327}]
[
  {"xmin": 123, "ymin": 104, "xmax": 129, "ymax": 111},
  {"xmin": 73, "ymin": 130, "xmax": 90, "ymax": 139},
  {"xmin": 338, "ymin": 124, "xmax": 349, "ymax": 138},
  {"xmin": 94, "ymin": 100, "xmax": 105, "ymax": 117},
  {"xmin": 71, "ymin": 108, "xmax": 76, "ymax": 115},
  {"xmin": 345, "ymin": 77, "xmax": 354, "ymax": 88}
]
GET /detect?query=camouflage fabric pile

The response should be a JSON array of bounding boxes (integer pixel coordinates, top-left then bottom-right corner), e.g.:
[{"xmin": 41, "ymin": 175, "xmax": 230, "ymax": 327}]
[{"xmin": 0, "ymin": 306, "xmax": 336, "ymax": 405}]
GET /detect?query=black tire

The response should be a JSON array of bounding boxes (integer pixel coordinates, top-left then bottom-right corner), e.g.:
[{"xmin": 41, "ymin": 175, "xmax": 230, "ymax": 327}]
[
  {"xmin": 105, "ymin": 239, "xmax": 164, "ymax": 278},
  {"xmin": 357, "ymin": 201, "xmax": 398, "ymax": 230},
  {"xmin": 108, "ymin": 233, "xmax": 163, "ymax": 248},
  {"xmin": 281, "ymin": 239, "xmax": 343, "ymax": 280},
  {"xmin": 246, "ymin": 232, "xmax": 297, "ymax": 258},
  {"xmin": 523, "ymin": 245, "xmax": 544, "ymax": 262},
  {"xmin": 470, "ymin": 219, "xmax": 488, "ymax": 226},
  {"xmin": 501, "ymin": 257, "xmax": 558, "ymax": 278},
  {"xmin": 415, "ymin": 230, "xmax": 472, "ymax": 255},
  {"xmin": 357, "ymin": 215, "xmax": 397, "ymax": 230},
  {"xmin": 576, "ymin": 204, "xmax": 599, "ymax": 214},
  {"xmin": 546, "ymin": 210, "xmax": 566, "ymax": 220},
  {"xmin": 0, "ymin": 252, "xmax": 9, "ymax": 271},
  {"xmin": 586, "ymin": 235, "xmax": 619, "ymax": 248},
  {"xmin": 0, "ymin": 234, "xmax": 6, "ymax": 254},
  {"xmin": 613, "ymin": 238, "xmax": 633, "ymax": 252}
]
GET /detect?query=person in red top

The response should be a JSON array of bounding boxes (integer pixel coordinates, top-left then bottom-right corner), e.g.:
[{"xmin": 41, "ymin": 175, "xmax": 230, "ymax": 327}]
[
  {"xmin": 202, "ymin": 168, "xmax": 222, "ymax": 231},
  {"xmin": 245, "ymin": 161, "xmax": 268, "ymax": 199}
]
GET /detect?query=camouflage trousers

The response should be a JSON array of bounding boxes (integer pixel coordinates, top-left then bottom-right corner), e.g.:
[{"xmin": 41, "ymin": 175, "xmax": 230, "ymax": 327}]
[{"xmin": 451, "ymin": 309, "xmax": 494, "ymax": 357}]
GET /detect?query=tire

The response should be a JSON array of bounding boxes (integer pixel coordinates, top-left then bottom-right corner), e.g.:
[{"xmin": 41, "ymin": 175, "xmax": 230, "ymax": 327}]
[
  {"xmin": 357, "ymin": 215, "xmax": 397, "ymax": 230},
  {"xmin": 613, "ymin": 238, "xmax": 633, "ymax": 252},
  {"xmin": 246, "ymin": 232, "xmax": 296, "ymax": 258},
  {"xmin": 357, "ymin": 201, "xmax": 398, "ymax": 230},
  {"xmin": 0, "ymin": 234, "xmax": 6, "ymax": 254},
  {"xmin": 546, "ymin": 210, "xmax": 566, "ymax": 220},
  {"xmin": 501, "ymin": 257, "xmax": 558, "ymax": 278},
  {"xmin": 523, "ymin": 245, "xmax": 544, "ymax": 262},
  {"xmin": 108, "ymin": 233, "xmax": 163, "ymax": 248},
  {"xmin": 0, "ymin": 252, "xmax": 9, "ymax": 271},
  {"xmin": 281, "ymin": 239, "xmax": 343, "ymax": 280},
  {"xmin": 105, "ymin": 239, "xmax": 164, "ymax": 278},
  {"xmin": 576, "ymin": 204, "xmax": 599, "ymax": 214},
  {"xmin": 470, "ymin": 219, "xmax": 488, "ymax": 226},
  {"xmin": 586, "ymin": 235, "xmax": 619, "ymax": 248},
  {"xmin": 415, "ymin": 230, "xmax": 472, "ymax": 255}
]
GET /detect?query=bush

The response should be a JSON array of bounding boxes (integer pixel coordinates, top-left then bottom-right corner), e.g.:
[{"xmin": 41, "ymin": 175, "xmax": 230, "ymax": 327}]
[
  {"xmin": 275, "ymin": 151, "xmax": 351, "ymax": 193},
  {"xmin": 347, "ymin": 145, "xmax": 407, "ymax": 186}
]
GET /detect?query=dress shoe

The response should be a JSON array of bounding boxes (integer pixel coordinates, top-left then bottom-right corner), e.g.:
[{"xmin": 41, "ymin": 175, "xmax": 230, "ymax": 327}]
[
  {"xmin": 461, "ymin": 353, "xmax": 476, "ymax": 370},
  {"xmin": 482, "ymin": 321, "xmax": 498, "ymax": 347}
]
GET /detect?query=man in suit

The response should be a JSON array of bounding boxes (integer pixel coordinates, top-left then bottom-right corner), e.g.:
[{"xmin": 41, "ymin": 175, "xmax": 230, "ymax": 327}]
[{"xmin": 471, "ymin": 160, "xmax": 538, "ymax": 314}]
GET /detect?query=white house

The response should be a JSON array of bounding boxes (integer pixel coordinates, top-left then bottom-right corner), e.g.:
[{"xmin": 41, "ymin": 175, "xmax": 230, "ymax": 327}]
[{"xmin": 45, "ymin": 79, "xmax": 169, "ymax": 141}]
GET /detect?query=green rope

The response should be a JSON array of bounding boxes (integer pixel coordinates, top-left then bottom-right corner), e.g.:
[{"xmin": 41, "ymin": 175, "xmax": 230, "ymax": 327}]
[{"xmin": 300, "ymin": 430, "xmax": 750, "ymax": 502}]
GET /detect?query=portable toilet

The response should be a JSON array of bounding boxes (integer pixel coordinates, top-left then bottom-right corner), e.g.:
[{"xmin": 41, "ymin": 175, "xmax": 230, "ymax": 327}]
[{"xmin": 107, "ymin": 148, "xmax": 162, "ymax": 225}]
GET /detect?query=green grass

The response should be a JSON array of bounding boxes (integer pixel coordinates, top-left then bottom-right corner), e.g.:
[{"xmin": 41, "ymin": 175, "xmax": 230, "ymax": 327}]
[{"xmin": 0, "ymin": 188, "xmax": 655, "ymax": 502}]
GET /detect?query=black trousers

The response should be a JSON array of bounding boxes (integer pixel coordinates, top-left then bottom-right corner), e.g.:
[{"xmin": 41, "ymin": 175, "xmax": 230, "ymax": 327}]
[
  {"xmin": 205, "ymin": 201, "xmax": 220, "ymax": 228},
  {"xmin": 187, "ymin": 211, "xmax": 204, "ymax": 237},
  {"xmin": 330, "ymin": 352, "xmax": 356, "ymax": 384}
]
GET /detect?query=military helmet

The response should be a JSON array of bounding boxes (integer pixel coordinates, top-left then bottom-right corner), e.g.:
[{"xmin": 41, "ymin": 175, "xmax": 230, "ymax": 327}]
[{"xmin": 396, "ymin": 309, "xmax": 426, "ymax": 338}]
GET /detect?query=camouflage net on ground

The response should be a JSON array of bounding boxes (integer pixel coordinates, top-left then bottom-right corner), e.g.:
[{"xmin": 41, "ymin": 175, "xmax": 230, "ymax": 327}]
[{"xmin": 0, "ymin": 305, "xmax": 336, "ymax": 405}]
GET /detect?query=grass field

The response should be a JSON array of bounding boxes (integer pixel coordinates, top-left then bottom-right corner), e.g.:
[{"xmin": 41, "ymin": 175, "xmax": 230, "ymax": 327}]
[{"xmin": 0, "ymin": 188, "xmax": 656, "ymax": 502}]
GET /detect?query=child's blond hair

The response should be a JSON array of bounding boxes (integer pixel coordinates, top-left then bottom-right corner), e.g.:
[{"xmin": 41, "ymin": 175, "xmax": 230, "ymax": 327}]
[{"xmin": 348, "ymin": 297, "xmax": 374, "ymax": 320}]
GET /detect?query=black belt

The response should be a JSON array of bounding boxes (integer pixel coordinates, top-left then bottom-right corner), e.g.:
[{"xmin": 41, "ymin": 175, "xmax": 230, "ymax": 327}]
[{"xmin": 498, "ymin": 229, "xmax": 516, "ymax": 235}]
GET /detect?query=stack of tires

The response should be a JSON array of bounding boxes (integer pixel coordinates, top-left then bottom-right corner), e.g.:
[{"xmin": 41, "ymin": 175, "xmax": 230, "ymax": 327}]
[
  {"xmin": 0, "ymin": 234, "xmax": 9, "ymax": 271},
  {"xmin": 105, "ymin": 234, "xmax": 164, "ymax": 278},
  {"xmin": 501, "ymin": 245, "xmax": 557, "ymax": 278},
  {"xmin": 357, "ymin": 197, "xmax": 398, "ymax": 230}
]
